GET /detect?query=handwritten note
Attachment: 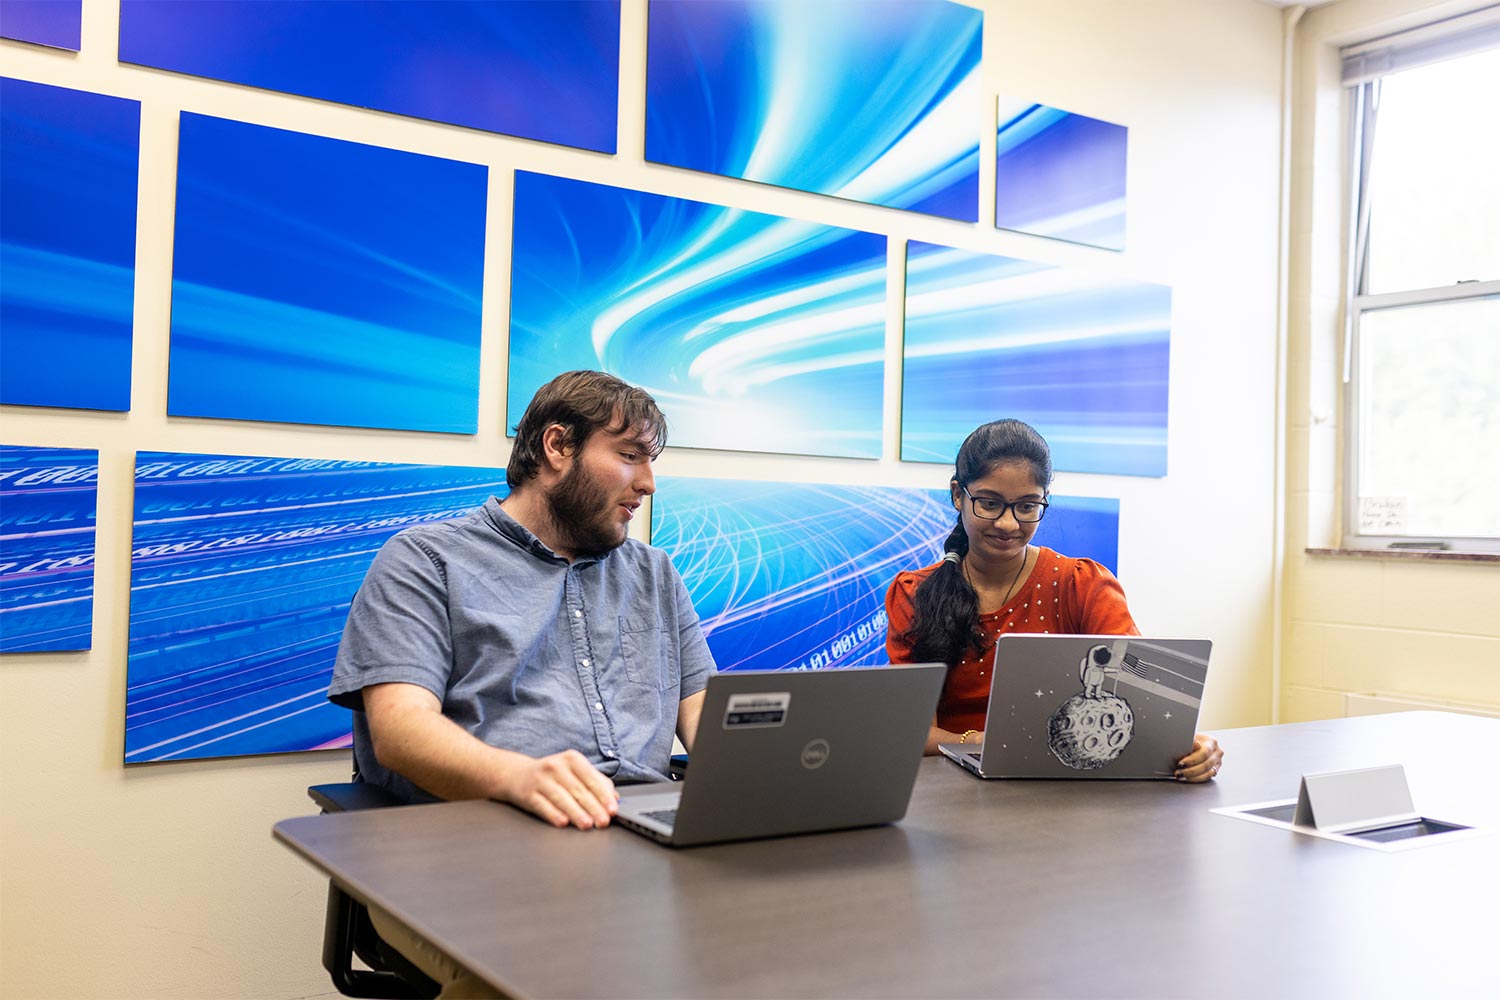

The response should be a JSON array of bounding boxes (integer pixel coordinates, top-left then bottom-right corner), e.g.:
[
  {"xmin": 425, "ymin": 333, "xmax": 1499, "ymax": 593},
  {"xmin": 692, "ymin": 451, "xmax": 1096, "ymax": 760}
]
[{"xmin": 1358, "ymin": 496, "xmax": 1407, "ymax": 533}]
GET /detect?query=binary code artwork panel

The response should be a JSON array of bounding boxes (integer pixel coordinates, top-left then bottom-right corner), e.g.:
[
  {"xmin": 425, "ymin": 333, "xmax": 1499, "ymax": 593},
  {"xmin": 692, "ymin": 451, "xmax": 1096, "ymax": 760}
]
[
  {"xmin": 125, "ymin": 453, "xmax": 505, "ymax": 762},
  {"xmin": 0, "ymin": 446, "xmax": 99, "ymax": 653},
  {"xmin": 651, "ymin": 479, "xmax": 954, "ymax": 672}
]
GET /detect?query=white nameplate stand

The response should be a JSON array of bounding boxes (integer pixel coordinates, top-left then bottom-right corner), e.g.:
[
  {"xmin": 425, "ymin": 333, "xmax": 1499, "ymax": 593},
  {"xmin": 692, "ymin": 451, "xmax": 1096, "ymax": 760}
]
[
  {"xmin": 1214, "ymin": 763, "xmax": 1484, "ymax": 852},
  {"xmin": 1293, "ymin": 764, "xmax": 1421, "ymax": 835}
]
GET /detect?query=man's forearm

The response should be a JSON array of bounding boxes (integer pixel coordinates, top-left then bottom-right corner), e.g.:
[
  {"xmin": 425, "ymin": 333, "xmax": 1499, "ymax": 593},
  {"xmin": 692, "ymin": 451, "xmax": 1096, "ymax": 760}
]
[
  {"xmin": 369, "ymin": 697, "xmax": 528, "ymax": 802},
  {"xmin": 362, "ymin": 682, "xmax": 619, "ymax": 829}
]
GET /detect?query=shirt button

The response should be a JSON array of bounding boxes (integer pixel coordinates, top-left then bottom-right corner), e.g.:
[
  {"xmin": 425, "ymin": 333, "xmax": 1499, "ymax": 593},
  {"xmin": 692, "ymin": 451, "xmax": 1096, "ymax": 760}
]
[
  {"xmin": 573, "ymin": 610, "xmax": 582, "ymax": 618},
  {"xmin": 595, "ymin": 702, "xmax": 604, "ymax": 711},
  {"xmin": 581, "ymin": 658, "xmax": 590, "ymax": 667}
]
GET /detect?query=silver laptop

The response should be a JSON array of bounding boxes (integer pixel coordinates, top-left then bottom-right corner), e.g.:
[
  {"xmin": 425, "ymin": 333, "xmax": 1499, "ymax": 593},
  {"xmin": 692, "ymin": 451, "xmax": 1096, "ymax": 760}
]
[
  {"xmin": 615, "ymin": 663, "xmax": 945, "ymax": 847},
  {"xmin": 940, "ymin": 635, "xmax": 1212, "ymax": 780}
]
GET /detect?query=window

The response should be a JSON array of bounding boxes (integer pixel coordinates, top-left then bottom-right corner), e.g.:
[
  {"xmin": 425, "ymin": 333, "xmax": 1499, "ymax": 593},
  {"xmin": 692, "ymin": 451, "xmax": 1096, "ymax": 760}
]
[{"xmin": 1341, "ymin": 10, "xmax": 1500, "ymax": 551}]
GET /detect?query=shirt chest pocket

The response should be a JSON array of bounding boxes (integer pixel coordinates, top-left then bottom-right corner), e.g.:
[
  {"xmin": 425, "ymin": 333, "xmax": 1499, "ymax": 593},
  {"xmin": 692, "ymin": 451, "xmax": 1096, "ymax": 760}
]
[{"xmin": 618, "ymin": 616, "xmax": 680, "ymax": 692}]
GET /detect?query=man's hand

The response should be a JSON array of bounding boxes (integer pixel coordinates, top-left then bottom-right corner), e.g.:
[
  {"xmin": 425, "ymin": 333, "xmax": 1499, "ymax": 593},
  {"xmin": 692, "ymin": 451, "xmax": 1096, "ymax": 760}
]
[{"xmin": 500, "ymin": 749, "xmax": 620, "ymax": 829}]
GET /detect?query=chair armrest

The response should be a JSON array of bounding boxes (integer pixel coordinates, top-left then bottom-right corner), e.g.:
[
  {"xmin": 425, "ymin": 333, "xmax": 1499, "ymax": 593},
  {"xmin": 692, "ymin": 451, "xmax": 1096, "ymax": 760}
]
[{"xmin": 308, "ymin": 782, "xmax": 405, "ymax": 814}]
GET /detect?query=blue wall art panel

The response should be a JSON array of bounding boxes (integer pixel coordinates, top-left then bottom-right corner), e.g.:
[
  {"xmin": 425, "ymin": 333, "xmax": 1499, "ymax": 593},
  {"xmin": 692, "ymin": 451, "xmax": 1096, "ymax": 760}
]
[
  {"xmin": 168, "ymin": 114, "xmax": 486, "ymax": 434},
  {"xmin": 1, "ymin": 0, "xmax": 81, "ymax": 49},
  {"xmin": 1, "ymin": 78, "xmax": 138, "ymax": 411},
  {"xmin": 653, "ymin": 479, "xmax": 1121, "ymax": 674},
  {"xmin": 125, "ymin": 452, "xmax": 507, "ymax": 763},
  {"xmin": 901, "ymin": 240, "xmax": 1170, "ymax": 477},
  {"xmin": 118, "ymin": 0, "xmax": 619, "ymax": 152},
  {"xmin": 509, "ymin": 171, "xmax": 887, "ymax": 458},
  {"xmin": 0, "ymin": 446, "xmax": 98, "ymax": 653},
  {"xmin": 653, "ymin": 479, "xmax": 953, "ymax": 672},
  {"xmin": 1030, "ymin": 494, "xmax": 1121, "ymax": 577},
  {"xmin": 996, "ymin": 98, "xmax": 1128, "ymax": 251},
  {"xmin": 646, "ymin": 0, "xmax": 980, "ymax": 221}
]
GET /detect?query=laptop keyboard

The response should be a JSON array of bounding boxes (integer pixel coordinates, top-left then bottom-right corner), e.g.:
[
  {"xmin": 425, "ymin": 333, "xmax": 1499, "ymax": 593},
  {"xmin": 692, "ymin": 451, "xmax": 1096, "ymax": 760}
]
[{"xmin": 642, "ymin": 808, "xmax": 677, "ymax": 828}]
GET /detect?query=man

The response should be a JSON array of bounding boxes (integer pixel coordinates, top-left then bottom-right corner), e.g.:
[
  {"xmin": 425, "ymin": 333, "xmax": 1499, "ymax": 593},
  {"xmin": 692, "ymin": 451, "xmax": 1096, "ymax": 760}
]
[{"xmin": 329, "ymin": 370, "xmax": 715, "ymax": 830}]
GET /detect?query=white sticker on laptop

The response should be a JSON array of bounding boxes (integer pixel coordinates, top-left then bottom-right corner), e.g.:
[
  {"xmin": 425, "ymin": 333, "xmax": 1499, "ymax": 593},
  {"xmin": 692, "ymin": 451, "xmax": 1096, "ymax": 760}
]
[{"xmin": 724, "ymin": 692, "xmax": 790, "ymax": 729}]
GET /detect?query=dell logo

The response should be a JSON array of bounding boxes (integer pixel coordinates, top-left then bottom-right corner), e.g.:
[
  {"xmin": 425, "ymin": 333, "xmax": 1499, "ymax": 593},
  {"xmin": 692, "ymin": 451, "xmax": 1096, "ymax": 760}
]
[{"xmin": 801, "ymin": 738, "xmax": 831, "ymax": 769}]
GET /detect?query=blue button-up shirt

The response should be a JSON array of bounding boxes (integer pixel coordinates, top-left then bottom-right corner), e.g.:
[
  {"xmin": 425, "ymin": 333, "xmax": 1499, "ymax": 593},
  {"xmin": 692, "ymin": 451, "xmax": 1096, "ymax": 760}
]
[{"xmin": 329, "ymin": 497, "xmax": 715, "ymax": 803}]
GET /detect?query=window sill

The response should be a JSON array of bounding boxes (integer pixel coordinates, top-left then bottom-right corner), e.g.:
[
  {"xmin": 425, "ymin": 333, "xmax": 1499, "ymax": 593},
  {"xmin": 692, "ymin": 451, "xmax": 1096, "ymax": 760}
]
[{"xmin": 1305, "ymin": 547, "xmax": 1500, "ymax": 564}]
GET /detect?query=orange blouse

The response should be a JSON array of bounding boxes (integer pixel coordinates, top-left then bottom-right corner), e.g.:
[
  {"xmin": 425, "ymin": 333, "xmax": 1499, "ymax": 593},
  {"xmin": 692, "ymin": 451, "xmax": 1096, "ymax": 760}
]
[{"xmin": 885, "ymin": 547, "xmax": 1139, "ymax": 735}]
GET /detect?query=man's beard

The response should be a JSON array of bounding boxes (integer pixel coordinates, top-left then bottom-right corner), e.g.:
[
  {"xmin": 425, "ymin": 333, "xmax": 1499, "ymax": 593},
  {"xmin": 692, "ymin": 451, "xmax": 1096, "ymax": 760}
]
[{"xmin": 545, "ymin": 460, "xmax": 627, "ymax": 558}]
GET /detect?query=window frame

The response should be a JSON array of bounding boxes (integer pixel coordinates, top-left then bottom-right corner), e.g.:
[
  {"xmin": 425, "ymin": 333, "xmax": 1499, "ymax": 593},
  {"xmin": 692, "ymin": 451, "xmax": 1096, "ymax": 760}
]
[{"xmin": 1339, "ymin": 41, "xmax": 1500, "ymax": 555}]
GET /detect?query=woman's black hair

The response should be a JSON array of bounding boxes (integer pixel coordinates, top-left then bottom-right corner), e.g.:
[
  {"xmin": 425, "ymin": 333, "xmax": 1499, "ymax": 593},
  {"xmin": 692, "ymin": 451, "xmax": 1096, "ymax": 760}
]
[{"xmin": 897, "ymin": 419, "xmax": 1053, "ymax": 665}]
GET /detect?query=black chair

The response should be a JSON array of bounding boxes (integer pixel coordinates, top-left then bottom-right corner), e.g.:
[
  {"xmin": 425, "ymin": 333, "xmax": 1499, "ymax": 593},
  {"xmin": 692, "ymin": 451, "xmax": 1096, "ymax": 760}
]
[{"xmin": 307, "ymin": 777, "xmax": 440, "ymax": 999}]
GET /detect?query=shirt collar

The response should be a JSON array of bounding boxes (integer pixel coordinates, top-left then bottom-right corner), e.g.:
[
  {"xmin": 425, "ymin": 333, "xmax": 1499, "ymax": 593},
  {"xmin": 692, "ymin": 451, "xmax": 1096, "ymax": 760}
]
[{"xmin": 481, "ymin": 496, "xmax": 605, "ymax": 567}]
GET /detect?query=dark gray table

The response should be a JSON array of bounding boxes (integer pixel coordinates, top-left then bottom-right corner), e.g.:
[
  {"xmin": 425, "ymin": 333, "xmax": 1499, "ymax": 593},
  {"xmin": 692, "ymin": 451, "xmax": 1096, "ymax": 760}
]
[{"xmin": 274, "ymin": 712, "xmax": 1500, "ymax": 998}]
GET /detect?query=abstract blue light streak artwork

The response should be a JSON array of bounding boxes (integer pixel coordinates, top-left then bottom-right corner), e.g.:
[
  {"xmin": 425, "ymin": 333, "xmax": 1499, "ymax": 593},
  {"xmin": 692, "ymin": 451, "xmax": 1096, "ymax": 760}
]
[
  {"xmin": 653, "ymin": 479, "xmax": 952, "ymax": 672},
  {"xmin": 0, "ymin": 446, "xmax": 98, "ymax": 653},
  {"xmin": 646, "ymin": 0, "xmax": 981, "ymax": 220},
  {"xmin": 901, "ymin": 240, "xmax": 1171, "ymax": 476},
  {"xmin": 0, "ymin": 0, "xmax": 81, "ymax": 49},
  {"xmin": 509, "ymin": 171, "xmax": 887, "ymax": 458},
  {"xmin": 651, "ymin": 478, "xmax": 1120, "ymax": 674},
  {"xmin": 168, "ymin": 114, "xmax": 486, "ymax": 434},
  {"xmin": 125, "ymin": 452, "xmax": 506, "ymax": 762},
  {"xmin": 996, "ymin": 98, "xmax": 1128, "ymax": 250},
  {"xmin": 1, "ymin": 78, "xmax": 138, "ymax": 410},
  {"xmin": 118, "ymin": 0, "xmax": 620, "ymax": 152}
]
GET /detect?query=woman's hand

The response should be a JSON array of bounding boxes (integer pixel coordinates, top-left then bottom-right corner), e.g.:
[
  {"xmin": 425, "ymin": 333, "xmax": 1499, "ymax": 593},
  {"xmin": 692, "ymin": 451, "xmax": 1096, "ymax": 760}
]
[
  {"xmin": 924, "ymin": 725, "xmax": 984, "ymax": 755},
  {"xmin": 1175, "ymin": 733, "xmax": 1223, "ymax": 783}
]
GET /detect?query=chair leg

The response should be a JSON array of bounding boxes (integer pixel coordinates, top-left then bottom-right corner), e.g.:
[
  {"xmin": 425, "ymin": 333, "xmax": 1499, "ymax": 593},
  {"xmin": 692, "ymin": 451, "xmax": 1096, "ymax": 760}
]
[{"xmin": 323, "ymin": 882, "xmax": 438, "ymax": 999}]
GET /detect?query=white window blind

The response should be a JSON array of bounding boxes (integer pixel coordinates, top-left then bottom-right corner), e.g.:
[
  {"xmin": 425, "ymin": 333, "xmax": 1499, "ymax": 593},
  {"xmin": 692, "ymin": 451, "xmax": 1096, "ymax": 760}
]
[{"xmin": 1341, "ymin": 4, "xmax": 1500, "ymax": 85}]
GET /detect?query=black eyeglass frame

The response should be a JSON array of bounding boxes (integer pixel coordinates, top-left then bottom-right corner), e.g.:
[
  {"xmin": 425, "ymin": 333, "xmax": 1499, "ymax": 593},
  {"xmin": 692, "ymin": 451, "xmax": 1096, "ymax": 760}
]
[{"xmin": 958, "ymin": 486, "xmax": 1050, "ymax": 523}]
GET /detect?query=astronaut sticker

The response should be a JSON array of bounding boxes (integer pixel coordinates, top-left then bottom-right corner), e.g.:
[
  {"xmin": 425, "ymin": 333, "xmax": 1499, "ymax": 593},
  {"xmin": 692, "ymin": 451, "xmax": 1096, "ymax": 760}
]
[{"xmin": 1047, "ymin": 638, "xmax": 1137, "ymax": 769}]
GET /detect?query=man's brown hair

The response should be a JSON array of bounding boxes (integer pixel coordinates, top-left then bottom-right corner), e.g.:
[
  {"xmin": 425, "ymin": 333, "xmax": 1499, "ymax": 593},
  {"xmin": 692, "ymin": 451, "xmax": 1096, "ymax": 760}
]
[{"xmin": 506, "ymin": 370, "xmax": 668, "ymax": 488}]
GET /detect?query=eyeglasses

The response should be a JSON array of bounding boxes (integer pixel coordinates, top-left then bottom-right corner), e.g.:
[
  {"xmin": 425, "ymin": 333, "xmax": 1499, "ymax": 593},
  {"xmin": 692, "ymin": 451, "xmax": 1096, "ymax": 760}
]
[{"xmin": 960, "ymin": 487, "xmax": 1049, "ymax": 522}]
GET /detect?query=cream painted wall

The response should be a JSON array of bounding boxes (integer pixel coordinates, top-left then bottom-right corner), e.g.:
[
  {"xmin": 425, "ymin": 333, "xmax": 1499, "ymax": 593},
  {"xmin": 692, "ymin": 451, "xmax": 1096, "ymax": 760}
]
[
  {"xmin": 0, "ymin": 2, "xmax": 1283, "ymax": 997},
  {"xmin": 1281, "ymin": 0, "xmax": 1500, "ymax": 723}
]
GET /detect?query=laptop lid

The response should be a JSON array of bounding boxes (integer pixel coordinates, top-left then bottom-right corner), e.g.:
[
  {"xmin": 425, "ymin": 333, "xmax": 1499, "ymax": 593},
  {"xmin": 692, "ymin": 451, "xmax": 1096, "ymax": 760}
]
[
  {"xmin": 617, "ymin": 663, "xmax": 945, "ymax": 846},
  {"xmin": 970, "ymin": 635, "xmax": 1211, "ymax": 779}
]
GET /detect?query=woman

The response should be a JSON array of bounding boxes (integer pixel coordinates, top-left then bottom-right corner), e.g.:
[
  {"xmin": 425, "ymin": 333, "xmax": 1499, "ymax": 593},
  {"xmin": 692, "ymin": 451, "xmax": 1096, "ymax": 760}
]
[{"xmin": 886, "ymin": 419, "xmax": 1223, "ymax": 781}]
